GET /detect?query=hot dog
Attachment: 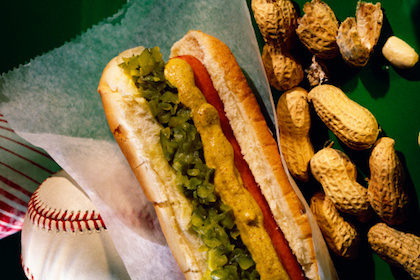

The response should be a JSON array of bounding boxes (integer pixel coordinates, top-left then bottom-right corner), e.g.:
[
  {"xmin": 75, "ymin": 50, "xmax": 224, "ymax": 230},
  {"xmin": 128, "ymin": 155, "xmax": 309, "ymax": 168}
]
[{"xmin": 98, "ymin": 30, "xmax": 320, "ymax": 280}]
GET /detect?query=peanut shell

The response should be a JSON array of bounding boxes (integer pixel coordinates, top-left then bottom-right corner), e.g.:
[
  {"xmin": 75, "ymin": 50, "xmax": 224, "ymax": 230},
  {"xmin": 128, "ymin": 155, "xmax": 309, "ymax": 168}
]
[
  {"xmin": 336, "ymin": 2, "xmax": 383, "ymax": 67},
  {"xmin": 252, "ymin": 0, "xmax": 298, "ymax": 50},
  {"xmin": 368, "ymin": 137, "xmax": 409, "ymax": 225},
  {"xmin": 263, "ymin": 44, "xmax": 304, "ymax": 91},
  {"xmin": 310, "ymin": 146, "xmax": 372, "ymax": 221},
  {"xmin": 368, "ymin": 223, "xmax": 420, "ymax": 280},
  {"xmin": 337, "ymin": 17, "xmax": 371, "ymax": 67},
  {"xmin": 335, "ymin": 149, "xmax": 357, "ymax": 181},
  {"xmin": 308, "ymin": 84, "xmax": 379, "ymax": 150},
  {"xmin": 296, "ymin": 0, "xmax": 339, "ymax": 59},
  {"xmin": 356, "ymin": 2, "xmax": 383, "ymax": 52},
  {"xmin": 311, "ymin": 192, "xmax": 359, "ymax": 259},
  {"xmin": 305, "ymin": 55, "xmax": 329, "ymax": 87},
  {"xmin": 262, "ymin": 44, "xmax": 283, "ymax": 90},
  {"xmin": 276, "ymin": 87, "xmax": 314, "ymax": 182}
]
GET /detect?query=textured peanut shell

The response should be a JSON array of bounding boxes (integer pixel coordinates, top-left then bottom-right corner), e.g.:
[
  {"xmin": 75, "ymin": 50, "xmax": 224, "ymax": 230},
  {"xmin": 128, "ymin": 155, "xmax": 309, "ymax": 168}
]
[
  {"xmin": 368, "ymin": 223, "xmax": 420, "ymax": 280},
  {"xmin": 335, "ymin": 149, "xmax": 357, "ymax": 181},
  {"xmin": 368, "ymin": 137, "xmax": 409, "ymax": 225},
  {"xmin": 252, "ymin": 0, "xmax": 298, "ymax": 50},
  {"xmin": 311, "ymin": 192, "xmax": 359, "ymax": 259},
  {"xmin": 263, "ymin": 44, "xmax": 304, "ymax": 91},
  {"xmin": 337, "ymin": 17, "xmax": 370, "ymax": 67},
  {"xmin": 276, "ymin": 87, "xmax": 314, "ymax": 182},
  {"xmin": 296, "ymin": 0, "xmax": 339, "ymax": 59},
  {"xmin": 310, "ymin": 146, "xmax": 372, "ymax": 220},
  {"xmin": 356, "ymin": 2, "xmax": 383, "ymax": 51},
  {"xmin": 262, "ymin": 44, "xmax": 283, "ymax": 90},
  {"xmin": 336, "ymin": 2, "xmax": 383, "ymax": 67},
  {"xmin": 308, "ymin": 84, "xmax": 379, "ymax": 150}
]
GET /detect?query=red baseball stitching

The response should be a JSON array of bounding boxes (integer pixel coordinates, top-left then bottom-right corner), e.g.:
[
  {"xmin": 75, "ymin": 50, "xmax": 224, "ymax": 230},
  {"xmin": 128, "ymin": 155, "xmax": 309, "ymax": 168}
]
[
  {"xmin": 26, "ymin": 187, "xmax": 107, "ymax": 233},
  {"xmin": 21, "ymin": 254, "xmax": 34, "ymax": 280}
]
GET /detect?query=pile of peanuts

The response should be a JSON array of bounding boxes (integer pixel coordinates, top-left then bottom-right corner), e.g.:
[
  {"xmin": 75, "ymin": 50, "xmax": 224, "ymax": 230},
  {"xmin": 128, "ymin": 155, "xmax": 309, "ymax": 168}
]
[{"xmin": 252, "ymin": 0, "xmax": 420, "ymax": 279}]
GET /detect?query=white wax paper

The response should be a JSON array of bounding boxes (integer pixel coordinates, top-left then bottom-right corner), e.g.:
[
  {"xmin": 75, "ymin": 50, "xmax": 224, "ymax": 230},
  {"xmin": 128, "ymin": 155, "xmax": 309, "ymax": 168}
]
[{"xmin": 0, "ymin": 0, "xmax": 337, "ymax": 279}]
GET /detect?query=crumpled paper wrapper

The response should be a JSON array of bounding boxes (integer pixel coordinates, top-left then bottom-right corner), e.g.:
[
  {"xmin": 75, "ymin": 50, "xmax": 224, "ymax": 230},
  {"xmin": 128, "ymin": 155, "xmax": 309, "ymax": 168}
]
[{"xmin": 0, "ymin": 0, "xmax": 337, "ymax": 279}]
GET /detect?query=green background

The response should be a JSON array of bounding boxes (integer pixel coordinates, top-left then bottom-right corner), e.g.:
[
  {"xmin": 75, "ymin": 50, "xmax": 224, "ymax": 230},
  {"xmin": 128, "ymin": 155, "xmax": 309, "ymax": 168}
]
[
  {"xmin": 1, "ymin": 0, "xmax": 419, "ymax": 280},
  {"xmin": 0, "ymin": 0, "xmax": 127, "ymax": 74}
]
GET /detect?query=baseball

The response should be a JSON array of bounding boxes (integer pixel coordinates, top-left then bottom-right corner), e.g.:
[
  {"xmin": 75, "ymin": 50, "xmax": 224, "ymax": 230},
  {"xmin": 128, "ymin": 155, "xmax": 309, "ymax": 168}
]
[{"xmin": 21, "ymin": 169, "xmax": 130, "ymax": 280}]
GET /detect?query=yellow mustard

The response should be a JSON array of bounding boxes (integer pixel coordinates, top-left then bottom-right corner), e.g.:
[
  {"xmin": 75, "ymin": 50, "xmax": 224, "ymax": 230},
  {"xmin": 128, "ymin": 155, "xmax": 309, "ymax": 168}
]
[{"xmin": 164, "ymin": 58, "xmax": 289, "ymax": 280}]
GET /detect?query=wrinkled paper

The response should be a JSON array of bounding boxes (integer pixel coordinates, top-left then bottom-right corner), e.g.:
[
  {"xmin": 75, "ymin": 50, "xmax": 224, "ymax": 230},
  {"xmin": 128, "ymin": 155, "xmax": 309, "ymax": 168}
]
[{"xmin": 0, "ymin": 0, "xmax": 337, "ymax": 279}]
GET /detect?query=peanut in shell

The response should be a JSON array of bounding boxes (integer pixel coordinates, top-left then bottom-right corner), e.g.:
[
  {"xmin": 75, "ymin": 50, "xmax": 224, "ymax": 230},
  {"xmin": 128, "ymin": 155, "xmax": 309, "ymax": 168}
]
[
  {"xmin": 263, "ymin": 44, "xmax": 304, "ymax": 91},
  {"xmin": 276, "ymin": 87, "xmax": 314, "ymax": 182},
  {"xmin": 368, "ymin": 223, "xmax": 420, "ymax": 280},
  {"xmin": 368, "ymin": 137, "xmax": 410, "ymax": 225},
  {"xmin": 252, "ymin": 0, "xmax": 298, "ymax": 50},
  {"xmin": 262, "ymin": 44, "xmax": 283, "ymax": 90},
  {"xmin": 310, "ymin": 192, "xmax": 359, "ymax": 259},
  {"xmin": 296, "ymin": 0, "xmax": 339, "ymax": 59},
  {"xmin": 310, "ymin": 146, "xmax": 372, "ymax": 221},
  {"xmin": 308, "ymin": 84, "xmax": 379, "ymax": 150}
]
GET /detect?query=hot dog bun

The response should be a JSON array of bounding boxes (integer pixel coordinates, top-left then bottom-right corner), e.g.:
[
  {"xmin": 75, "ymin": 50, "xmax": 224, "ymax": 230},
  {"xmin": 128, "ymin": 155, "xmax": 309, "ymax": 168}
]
[
  {"xmin": 98, "ymin": 30, "xmax": 319, "ymax": 279},
  {"xmin": 98, "ymin": 46, "xmax": 206, "ymax": 279}
]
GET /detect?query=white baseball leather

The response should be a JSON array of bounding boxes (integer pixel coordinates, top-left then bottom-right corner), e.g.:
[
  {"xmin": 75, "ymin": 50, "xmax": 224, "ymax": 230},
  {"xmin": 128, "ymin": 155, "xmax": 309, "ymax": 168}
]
[{"xmin": 21, "ymin": 169, "xmax": 130, "ymax": 280}]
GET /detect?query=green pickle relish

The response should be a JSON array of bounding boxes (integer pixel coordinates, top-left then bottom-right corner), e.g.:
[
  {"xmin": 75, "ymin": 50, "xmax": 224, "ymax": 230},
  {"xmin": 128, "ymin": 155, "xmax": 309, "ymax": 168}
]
[{"xmin": 119, "ymin": 47, "xmax": 259, "ymax": 280}]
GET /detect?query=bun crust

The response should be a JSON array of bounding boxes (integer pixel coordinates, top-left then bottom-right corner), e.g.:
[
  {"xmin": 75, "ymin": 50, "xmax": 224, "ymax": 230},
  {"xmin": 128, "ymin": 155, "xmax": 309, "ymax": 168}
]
[{"xmin": 98, "ymin": 31, "xmax": 319, "ymax": 279}]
